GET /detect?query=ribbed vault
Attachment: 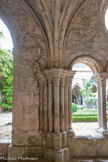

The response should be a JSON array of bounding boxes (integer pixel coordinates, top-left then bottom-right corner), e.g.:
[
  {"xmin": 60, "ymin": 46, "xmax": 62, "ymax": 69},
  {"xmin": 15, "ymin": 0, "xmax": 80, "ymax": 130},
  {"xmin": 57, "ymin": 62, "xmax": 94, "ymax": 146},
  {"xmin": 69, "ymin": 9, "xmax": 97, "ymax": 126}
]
[{"xmin": 22, "ymin": 0, "xmax": 87, "ymax": 68}]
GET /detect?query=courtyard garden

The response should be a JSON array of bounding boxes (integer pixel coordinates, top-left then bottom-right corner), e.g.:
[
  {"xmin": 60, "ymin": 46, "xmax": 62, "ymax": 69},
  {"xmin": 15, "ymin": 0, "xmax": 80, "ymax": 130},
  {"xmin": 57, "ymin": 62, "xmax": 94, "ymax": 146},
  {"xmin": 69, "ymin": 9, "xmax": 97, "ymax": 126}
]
[
  {"xmin": 72, "ymin": 102, "xmax": 108, "ymax": 122},
  {"xmin": 72, "ymin": 78, "xmax": 108, "ymax": 122}
]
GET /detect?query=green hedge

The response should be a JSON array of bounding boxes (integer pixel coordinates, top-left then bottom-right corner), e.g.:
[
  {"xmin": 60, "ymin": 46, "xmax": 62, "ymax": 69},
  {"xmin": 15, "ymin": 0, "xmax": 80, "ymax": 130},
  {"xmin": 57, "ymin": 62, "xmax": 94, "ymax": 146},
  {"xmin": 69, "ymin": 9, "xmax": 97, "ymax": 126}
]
[
  {"xmin": 72, "ymin": 114, "xmax": 98, "ymax": 117},
  {"xmin": 72, "ymin": 116, "xmax": 98, "ymax": 122},
  {"xmin": 72, "ymin": 116, "xmax": 108, "ymax": 122}
]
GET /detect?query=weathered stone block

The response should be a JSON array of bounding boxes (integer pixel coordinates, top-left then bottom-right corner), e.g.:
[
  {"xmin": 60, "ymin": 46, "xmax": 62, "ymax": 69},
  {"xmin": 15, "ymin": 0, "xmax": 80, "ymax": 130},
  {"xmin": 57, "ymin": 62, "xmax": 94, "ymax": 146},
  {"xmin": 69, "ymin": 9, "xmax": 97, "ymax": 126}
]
[
  {"xmin": 96, "ymin": 138, "xmax": 108, "ymax": 156},
  {"xmin": 12, "ymin": 105, "xmax": 24, "ymax": 124},
  {"xmin": 23, "ymin": 105, "xmax": 38, "ymax": 121},
  {"xmin": 24, "ymin": 146, "xmax": 43, "ymax": 157},
  {"xmin": 55, "ymin": 149, "xmax": 64, "ymax": 162},
  {"xmin": 47, "ymin": 132, "xmax": 53, "ymax": 148},
  {"xmin": 8, "ymin": 145, "xmax": 25, "ymax": 161},
  {"xmin": 44, "ymin": 148, "xmax": 55, "ymax": 161},
  {"xmin": 68, "ymin": 137, "xmax": 96, "ymax": 158},
  {"xmin": 12, "ymin": 130, "xmax": 27, "ymax": 145},
  {"xmin": 27, "ymin": 133, "xmax": 43, "ymax": 146},
  {"xmin": 53, "ymin": 132, "xmax": 62, "ymax": 150},
  {"xmin": 64, "ymin": 148, "xmax": 69, "ymax": 161},
  {"xmin": 0, "ymin": 143, "xmax": 10, "ymax": 156}
]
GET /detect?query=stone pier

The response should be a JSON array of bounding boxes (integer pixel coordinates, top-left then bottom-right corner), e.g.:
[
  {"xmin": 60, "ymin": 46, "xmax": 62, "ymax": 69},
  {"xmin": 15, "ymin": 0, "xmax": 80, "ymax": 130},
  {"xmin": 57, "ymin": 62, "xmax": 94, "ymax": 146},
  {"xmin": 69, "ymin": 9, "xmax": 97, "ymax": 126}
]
[{"xmin": 92, "ymin": 73, "xmax": 108, "ymax": 135}]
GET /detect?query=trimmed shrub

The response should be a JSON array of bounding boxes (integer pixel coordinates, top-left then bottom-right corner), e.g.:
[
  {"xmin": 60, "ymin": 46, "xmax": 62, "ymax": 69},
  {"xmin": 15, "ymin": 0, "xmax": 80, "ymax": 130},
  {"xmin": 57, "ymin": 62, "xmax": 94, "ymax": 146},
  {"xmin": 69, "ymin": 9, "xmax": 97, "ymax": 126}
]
[
  {"xmin": 72, "ymin": 115, "xmax": 108, "ymax": 122},
  {"xmin": 72, "ymin": 103, "xmax": 78, "ymax": 113},
  {"xmin": 72, "ymin": 116, "xmax": 98, "ymax": 122},
  {"xmin": 72, "ymin": 114, "xmax": 98, "ymax": 117}
]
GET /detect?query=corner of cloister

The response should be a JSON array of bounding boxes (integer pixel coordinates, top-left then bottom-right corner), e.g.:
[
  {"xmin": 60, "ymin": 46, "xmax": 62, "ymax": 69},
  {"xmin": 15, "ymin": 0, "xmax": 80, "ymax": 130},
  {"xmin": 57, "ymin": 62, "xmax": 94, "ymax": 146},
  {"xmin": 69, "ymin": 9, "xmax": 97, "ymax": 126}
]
[{"xmin": 1, "ymin": 0, "xmax": 108, "ymax": 162}]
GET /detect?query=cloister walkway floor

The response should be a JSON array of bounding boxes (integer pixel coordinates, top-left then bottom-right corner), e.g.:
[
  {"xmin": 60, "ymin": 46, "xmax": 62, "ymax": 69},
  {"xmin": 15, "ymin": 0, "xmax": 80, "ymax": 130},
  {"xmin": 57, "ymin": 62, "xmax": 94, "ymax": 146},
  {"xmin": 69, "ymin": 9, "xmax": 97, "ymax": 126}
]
[{"xmin": 0, "ymin": 112, "xmax": 107, "ymax": 139}]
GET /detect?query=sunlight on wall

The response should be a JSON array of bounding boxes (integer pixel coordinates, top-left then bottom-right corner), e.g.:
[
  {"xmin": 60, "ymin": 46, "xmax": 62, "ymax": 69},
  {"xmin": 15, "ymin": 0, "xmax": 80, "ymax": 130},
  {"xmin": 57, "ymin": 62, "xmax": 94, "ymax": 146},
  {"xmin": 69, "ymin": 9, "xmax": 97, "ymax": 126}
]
[
  {"xmin": 0, "ymin": 19, "xmax": 13, "ymax": 50},
  {"xmin": 105, "ymin": 8, "xmax": 108, "ymax": 31}
]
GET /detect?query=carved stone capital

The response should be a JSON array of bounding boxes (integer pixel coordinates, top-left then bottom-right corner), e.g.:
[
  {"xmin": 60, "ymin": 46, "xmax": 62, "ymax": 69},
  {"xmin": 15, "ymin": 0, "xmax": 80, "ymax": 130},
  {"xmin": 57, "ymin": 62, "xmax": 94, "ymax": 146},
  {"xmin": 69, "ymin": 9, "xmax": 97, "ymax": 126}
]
[
  {"xmin": 53, "ymin": 77, "xmax": 60, "ymax": 86},
  {"xmin": 44, "ymin": 68, "xmax": 76, "ymax": 81},
  {"xmin": 100, "ymin": 79, "xmax": 106, "ymax": 87},
  {"xmin": 60, "ymin": 78, "xmax": 65, "ymax": 86},
  {"xmin": 65, "ymin": 77, "xmax": 72, "ymax": 87}
]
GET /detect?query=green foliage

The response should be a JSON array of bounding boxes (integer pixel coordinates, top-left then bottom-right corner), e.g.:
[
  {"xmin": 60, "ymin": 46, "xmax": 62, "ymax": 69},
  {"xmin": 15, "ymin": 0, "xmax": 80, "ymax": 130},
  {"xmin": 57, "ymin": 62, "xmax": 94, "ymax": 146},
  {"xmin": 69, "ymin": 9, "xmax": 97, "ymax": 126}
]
[
  {"xmin": 0, "ymin": 32, "xmax": 13, "ymax": 110},
  {"xmin": 80, "ymin": 79, "xmax": 93, "ymax": 96},
  {"xmin": 80, "ymin": 79, "xmax": 97, "ymax": 106},
  {"xmin": 72, "ymin": 103, "xmax": 78, "ymax": 113},
  {"xmin": 86, "ymin": 98, "xmax": 97, "ymax": 104}
]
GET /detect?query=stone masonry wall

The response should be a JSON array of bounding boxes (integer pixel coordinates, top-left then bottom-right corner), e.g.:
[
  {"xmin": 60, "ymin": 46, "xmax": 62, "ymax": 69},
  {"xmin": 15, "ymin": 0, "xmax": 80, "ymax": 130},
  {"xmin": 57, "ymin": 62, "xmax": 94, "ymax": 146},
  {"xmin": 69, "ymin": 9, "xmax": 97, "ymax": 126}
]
[{"xmin": 65, "ymin": 0, "xmax": 108, "ymax": 70}]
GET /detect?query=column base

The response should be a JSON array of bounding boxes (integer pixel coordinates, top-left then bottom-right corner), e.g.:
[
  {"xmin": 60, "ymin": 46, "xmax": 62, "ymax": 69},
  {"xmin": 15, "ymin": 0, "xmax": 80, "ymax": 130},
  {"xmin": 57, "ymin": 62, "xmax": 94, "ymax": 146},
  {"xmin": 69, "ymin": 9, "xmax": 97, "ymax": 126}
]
[
  {"xmin": 44, "ymin": 147, "xmax": 69, "ymax": 162},
  {"xmin": 95, "ymin": 128, "xmax": 108, "ymax": 136},
  {"xmin": 68, "ymin": 129, "xmax": 75, "ymax": 137}
]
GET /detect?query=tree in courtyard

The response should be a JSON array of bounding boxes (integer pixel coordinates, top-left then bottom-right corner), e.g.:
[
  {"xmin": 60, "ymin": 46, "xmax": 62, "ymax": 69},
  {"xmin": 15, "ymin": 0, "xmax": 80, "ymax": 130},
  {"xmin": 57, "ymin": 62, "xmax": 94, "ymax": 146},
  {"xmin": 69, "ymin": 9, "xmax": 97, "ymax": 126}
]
[
  {"xmin": 80, "ymin": 79, "xmax": 97, "ymax": 107},
  {"xmin": 0, "ymin": 31, "xmax": 13, "ymax": 111}
]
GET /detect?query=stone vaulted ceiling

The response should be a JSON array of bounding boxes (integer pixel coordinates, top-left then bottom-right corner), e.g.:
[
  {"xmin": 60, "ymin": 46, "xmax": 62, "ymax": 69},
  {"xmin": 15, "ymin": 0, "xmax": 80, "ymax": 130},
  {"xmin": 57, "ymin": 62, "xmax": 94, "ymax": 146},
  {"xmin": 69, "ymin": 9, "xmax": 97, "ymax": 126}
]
[{"xmin": 22, "ymin": 0, "xmax": 86, "ymax": 68}]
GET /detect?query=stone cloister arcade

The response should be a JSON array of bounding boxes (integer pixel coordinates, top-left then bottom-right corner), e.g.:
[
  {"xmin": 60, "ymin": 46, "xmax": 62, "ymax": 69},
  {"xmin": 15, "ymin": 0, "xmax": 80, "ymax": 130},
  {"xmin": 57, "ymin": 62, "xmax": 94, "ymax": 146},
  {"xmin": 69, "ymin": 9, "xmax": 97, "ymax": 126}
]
[{"xmin": 1, "ymin": 0, "xmax": 108, "ymax": 161}]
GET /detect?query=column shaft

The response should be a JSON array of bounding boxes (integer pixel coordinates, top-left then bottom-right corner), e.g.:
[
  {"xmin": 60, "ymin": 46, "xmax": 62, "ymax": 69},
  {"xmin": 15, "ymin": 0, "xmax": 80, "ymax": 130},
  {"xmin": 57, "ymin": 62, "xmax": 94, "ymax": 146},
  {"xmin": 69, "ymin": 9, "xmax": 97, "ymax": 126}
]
[
  {"xmin": 39, "ymin": 81, "xmax": 44, "ymax": 131},
  {"xmin": 64, "ymin": 82, "xmax": 68, "ymax": 131},
  {"xmin": 68, "ymin": 82, "xmax": 72, "ymax": 130},
  {"xmin": 44, "ymin": 81, "xmax": 48, "ymax": 131},
  {"xmin": 100, "ymin": 79, "xmax": 107, "ymax": 129},
  {"xmin": 60, "ymin": 78, "xmax": 65, "ymax": 132},
  {"xmin": 54, "ymin": 78, "xmax": 60, "ymax": 132},
  {"xmin": 97, "ymin": 82, "xmax": 102, "ymax": 128},
  {"xmin": 48, "ymin": 79, "xmax": 53, "ymax": 131}
]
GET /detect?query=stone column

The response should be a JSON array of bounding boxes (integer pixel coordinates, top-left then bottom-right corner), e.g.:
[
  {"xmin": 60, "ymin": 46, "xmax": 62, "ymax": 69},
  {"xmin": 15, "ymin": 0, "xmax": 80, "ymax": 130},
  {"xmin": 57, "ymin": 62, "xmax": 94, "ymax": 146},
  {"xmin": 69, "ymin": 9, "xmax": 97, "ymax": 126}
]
[
  {"xmin": 53, "ymin": 77, "xmax": 60, "ymax": 132},
  {"xmin": 60, "ymin": 78, "xmax": 65, "ymax": 132},
  {"xmin": 97, "ymin": 82, "xmax": 102, "ymax": 128},
  {"xmin": 43, "ymin": 80, "xmax": 48, "ymax": 132},
  {"xmin": 100, "ymin": 79, "xmax": 107, "ymax": 129},
  {"xmin": 48, "ymin": 78, "xmax": 53, "ymax": 132},
  {"xmin": 44, "ymin": 68, "xmax": 76, "ymax": 134},
  {"xmin": 64, "ymin": 78, "xmax": 69, "ymax": 132},
  {"xmin": 39, "ymin": 79, "xmax": 44, "ymax": 131},
  {"xmin": 68, "ymin": 77, "xmax": 73, "ymax": 130},
  {"xmin": 92, "ymin": 72, "xmax": 108, "ymax": 131}
]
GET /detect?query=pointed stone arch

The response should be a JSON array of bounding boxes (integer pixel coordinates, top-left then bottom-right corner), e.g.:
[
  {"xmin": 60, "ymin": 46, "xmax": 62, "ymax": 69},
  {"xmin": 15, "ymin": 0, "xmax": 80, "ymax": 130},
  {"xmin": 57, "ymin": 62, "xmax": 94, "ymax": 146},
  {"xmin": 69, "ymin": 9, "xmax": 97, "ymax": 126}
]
[{"xmin": 72, "ymin": 82, "xmax": 82, "ymax": 90}]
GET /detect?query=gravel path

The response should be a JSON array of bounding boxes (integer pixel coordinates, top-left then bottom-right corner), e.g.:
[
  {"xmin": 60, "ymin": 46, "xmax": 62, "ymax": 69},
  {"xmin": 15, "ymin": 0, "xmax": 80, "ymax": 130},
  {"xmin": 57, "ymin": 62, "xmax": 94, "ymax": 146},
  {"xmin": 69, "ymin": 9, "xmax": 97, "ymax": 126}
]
[{"xmin": 0, "ymin": 112, "xmax": 12, "ymax": 139}]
